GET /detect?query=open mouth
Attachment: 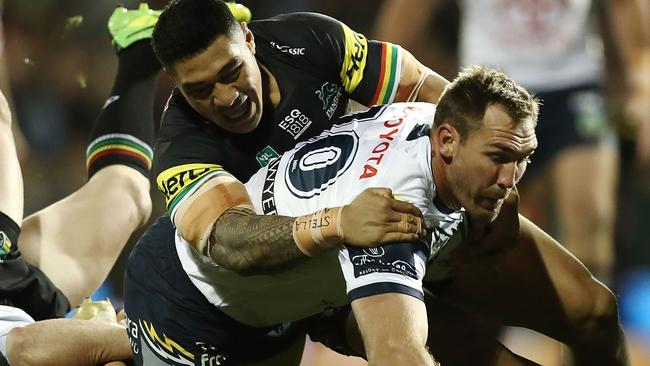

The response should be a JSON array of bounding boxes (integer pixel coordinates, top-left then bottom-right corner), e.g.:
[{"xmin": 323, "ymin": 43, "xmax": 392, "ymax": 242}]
[{"xmin": 223, "ymin": 95, "xmax": 250, "ymax": 121}]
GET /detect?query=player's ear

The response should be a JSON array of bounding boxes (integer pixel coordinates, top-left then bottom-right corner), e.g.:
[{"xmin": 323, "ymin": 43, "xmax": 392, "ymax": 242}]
[
  {"xmin": 436, "ymin": 122, "xmax": 458, "ymax": 159},
  {"xmin": 241, "ymin": 22, "xmax": 256, "ymax": 54}
]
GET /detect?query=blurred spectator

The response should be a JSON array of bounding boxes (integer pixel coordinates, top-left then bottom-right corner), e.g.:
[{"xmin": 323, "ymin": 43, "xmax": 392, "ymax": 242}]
[
  {"xmin": 373, "ymin": 0, "xmax": 650, "ymax": 364},
  {"xmin": 374, "ymin": 0, "xmax": 649, "ymax": 288}
]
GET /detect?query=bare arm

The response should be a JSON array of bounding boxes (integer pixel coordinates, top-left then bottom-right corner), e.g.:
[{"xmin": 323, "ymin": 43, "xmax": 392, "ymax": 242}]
[
  {"xmin": 0, "ymin": 88, "xmax": 22, "ymax": 224},
  {"xmin": 374, "ymin": 0, "xmax": 452, "ymax": 105},
  {"xmin": 608, "ymin": 0, "xmax": 650, "ymax": 161},
  {"xmin": 209, "ymin": 206, "xmax": 302, "ymax": 273},
  {"xmin": 373, "ymin": 0, "xmax": 447, "ymax": 49},
  {"xmin": 206, "ymin": 187, "xmax": 425, "ymax": 274},
  {"xmin": 350, "ymin": 293, "xmax": 437, "ymax": 366},
  {"xmin": 5, "ymin": 319, "xmax": 132, "ymax": 366}
]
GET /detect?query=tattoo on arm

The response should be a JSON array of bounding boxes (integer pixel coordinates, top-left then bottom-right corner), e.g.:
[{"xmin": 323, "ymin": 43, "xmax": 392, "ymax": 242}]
[{"xmin": 207, "ymin": 206, "xmax": 304, "ymax": 273}]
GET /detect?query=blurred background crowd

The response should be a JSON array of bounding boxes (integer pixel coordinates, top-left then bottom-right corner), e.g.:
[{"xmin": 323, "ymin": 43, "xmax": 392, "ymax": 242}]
[{"xmin": 2, "ymin": 0, "xmax": 649, "ymax": 364}]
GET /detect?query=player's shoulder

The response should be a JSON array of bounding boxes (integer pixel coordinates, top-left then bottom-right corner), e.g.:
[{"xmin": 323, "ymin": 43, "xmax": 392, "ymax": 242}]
[
  {"xmin": 157, "ymin": 90, "xmax": 208, "ymax": 141},
  {"xmin": 250, "ymin": 12, "xmax": 343, "ymax": 35},
  {"xmin": 249, "ymin": 12, "xmax": 346, "ymax": 54},
  {"xmin": 382, "ymin": 102, "xmax": 437, "ymax": 120},
  {"xmin": 346, "ymin": 102, "xmax": 437, "ymax": 128}
]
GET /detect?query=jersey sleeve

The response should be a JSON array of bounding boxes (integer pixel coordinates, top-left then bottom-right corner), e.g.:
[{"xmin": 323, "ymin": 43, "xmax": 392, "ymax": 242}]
[
  {"xmin": 154, "ymin": 94, "xmax": 233, "ymax": 219},
  {"xmin": 253, "ymin": 13, "xmax": 404, "ymax": 106},
  {"xmin": 338, "ymin": 240, "xmax": 429, "ymax": 302}
]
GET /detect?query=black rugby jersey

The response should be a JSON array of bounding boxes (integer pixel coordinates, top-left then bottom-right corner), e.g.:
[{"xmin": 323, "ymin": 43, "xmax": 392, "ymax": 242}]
[{"xmin": 155, "ymin": 13, "xmax": 405, "ymax": 215}]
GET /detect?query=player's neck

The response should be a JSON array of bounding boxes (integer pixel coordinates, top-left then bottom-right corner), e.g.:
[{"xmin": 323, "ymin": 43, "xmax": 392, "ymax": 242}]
[{"xmin": 431, "ymin": 152, "xmax": 461, "ymax": 211}]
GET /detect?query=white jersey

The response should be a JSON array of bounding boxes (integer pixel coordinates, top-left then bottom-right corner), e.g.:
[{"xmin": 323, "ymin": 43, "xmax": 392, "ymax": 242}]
[
  {"xmin": 0, "ymin": 305, "xmax": 34, "ymax": 358},
  {"xmin": 176, "ymin": 103, "xmax": 467, "ymax": 326},
  {"xmin": 459, "ymin": 0, "xmax": 602, "ymax": 91}
]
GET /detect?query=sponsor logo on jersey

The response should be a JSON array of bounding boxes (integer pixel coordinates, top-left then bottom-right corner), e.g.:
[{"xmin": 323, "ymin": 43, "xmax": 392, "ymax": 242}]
[
  {"xmin": 359, "ymin": 117, "xmax": 404, "ymax": 179},
  {"xmin": 196, "ymin": 342, "xmax": 229, "ymax": 366},
  {"xmin": 140, "ymin": 319, "xmax": 195, "ymax": 365},
  {"xmin": 156, "ymin": 163, "xmax": 224, "ymax": 209},
  {"xmin": 285, "ymin": 130, "xmax": 359, "ymax": 198},
  {"xmin": 348, "ymin": 244, "xmax": 419, "ymax": 280},
  {"xmin": 278, "ymin": 109, "xmax": 313, "ymax": 140},
  {"xmin": 269, "ymin": 41, "xmax": 306, "ymax": 55},
  {"xmin": 261, "ymin": 158, "xmax": 281, "ymax": 214},
  {"xmin": 255, "ymin": 146, "xmax": 280, "ymax": 167},
  {"xmin": 0, "ymin": 231, "xmax": 11, "ymax": 259},
  {"xmin": 125, "ymin": 312, "xmax": 140, "ymax": 355},
  {"xmin": 340, "ymin": 23, "xmax": 368, "ymax": 94},
  {"xmin": 315, "ymin": 82, "xmax": 343, "ymax": 119}
]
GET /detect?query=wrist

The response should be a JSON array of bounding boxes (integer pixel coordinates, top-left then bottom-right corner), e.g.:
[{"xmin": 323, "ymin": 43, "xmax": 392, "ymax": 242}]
[{"xmin": 292, "ymin": 206, "xmax": 344, "ymax": 256}]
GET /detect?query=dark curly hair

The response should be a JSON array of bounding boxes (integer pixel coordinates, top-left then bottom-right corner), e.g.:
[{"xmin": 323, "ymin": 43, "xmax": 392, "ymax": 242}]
[{"xmin": 152, "ymin": 0, "xmax": 240, "ymax": 72}]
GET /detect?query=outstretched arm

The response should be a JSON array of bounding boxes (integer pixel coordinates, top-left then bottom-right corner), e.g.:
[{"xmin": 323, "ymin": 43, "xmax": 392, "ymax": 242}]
[
  {"xmin": 202, "ymin": 184, "xmax": 425, "ymax": 274},
  {"xmin": 210, "ymin": 186, "xmax": 426, "ymax": 273},
  {"xmin": 373, "ymin": 0, "xmax": 452, "ymax": 105},
  {"xmin": 0, "ymin": 88, "xmax": 23, "ymax": 225},
  {"xmin": 349, "ymin": 293, "xmax": 438, "ymax": 366},
  {"xmin": 5, "ymin": 318, "xmax": 132, "ymax": 366}
]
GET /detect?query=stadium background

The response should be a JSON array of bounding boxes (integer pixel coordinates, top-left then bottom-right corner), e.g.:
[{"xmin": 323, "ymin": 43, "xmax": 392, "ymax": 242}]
[{"xmin": 3, "ymin": 0, "xmax": 649, "ymax": 364}]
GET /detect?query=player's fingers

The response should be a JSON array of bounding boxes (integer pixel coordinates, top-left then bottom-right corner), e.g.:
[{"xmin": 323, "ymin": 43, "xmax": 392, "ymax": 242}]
[
  {"xmin": 116, "ymin": 309, "xmax": 126, "ymax": 323},
  {"xmin": 393, "ymin": 214, "xmax": 423, "ymax": 235},
  {"xmin": 366, "ymin": 187, "xmax": 394, "ymax": 198},
  {"xmin": 379, "ymin": 232, "xmax": 420, "ymax": 244},
  {"xmin": 388, "ymin": 198, "xmax": 423, "ymax": 218}
]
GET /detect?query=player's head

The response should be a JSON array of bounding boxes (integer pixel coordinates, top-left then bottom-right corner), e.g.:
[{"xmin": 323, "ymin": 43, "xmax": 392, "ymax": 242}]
[
  {"xmin": 152, "ymin": 0, "xmax": 263, "ymax": 133},
  {"xmin": 431, "ymin": 66, "xmax": 539, "ymax": 223}
]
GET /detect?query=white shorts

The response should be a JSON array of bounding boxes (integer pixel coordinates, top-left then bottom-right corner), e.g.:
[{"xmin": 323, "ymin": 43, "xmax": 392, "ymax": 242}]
[{"xmin": 0, "ymin": 305, "xmax": 34, "ymax": 358}]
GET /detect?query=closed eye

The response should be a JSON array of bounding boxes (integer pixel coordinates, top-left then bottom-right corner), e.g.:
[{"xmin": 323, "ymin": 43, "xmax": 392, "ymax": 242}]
[{"xmin": 220, "ymin": 64, "xmax": 243, "ymax": 84}]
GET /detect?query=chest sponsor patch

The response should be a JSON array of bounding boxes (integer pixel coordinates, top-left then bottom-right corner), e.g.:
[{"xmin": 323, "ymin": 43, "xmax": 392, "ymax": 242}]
[
  {"xmin": 256, "ymin": 145, "xmax": 280, "ymax": 168},
  {"xmin": 278, "ymin": 109, "xmax": 313, "ymax": 140}
]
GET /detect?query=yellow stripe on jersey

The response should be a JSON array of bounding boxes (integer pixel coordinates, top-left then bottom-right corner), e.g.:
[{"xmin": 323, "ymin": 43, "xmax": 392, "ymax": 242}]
[
  {"xmin": 339, "ymin": 22, "xmax": 368, "ymax": 94},
  {"xmin": 156, "ymin": 163, "xmax": 223, "ymax": 209}
]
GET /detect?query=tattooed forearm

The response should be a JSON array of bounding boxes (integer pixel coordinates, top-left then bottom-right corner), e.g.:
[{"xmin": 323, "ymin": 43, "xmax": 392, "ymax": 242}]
[{"xmin": 207, "ymin": 206, "xmax": 304, "ymax": 273}]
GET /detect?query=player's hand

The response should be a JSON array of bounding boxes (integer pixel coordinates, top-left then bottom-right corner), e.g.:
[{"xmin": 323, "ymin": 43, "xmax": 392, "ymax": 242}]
[{"xmin": 340, "ymin": 187, "xmax": 425, "ymax": 246}]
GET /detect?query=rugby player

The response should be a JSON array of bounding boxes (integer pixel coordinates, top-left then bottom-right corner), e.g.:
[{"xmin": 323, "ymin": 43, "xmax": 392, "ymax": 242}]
[
  {"xmin": 125, "ymin": 66, "xmax": 628, "ymax": 365},
  {"xmin": 0, "ymin": 6, "xmax": 158, "ymax": 362},
  {"xmin": 112, "ymin": 1, "xmax": 627, "ymax": 365}
]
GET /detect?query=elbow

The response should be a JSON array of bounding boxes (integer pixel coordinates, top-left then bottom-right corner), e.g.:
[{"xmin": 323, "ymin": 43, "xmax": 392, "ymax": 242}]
[
  {"xmin": 229, "ymin": 262, "xmax": 260, "ymax": 276},
  {"xmin": 207, "ymin": 236, "xmax": 259, "ymax": 275},
  {"xmin": 210, "ymin": 248, "xmax": 258, "ymax": 275},
  {"xmin": 6, "ymin": 326, "xmax": 39, "ymax": 366}
]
